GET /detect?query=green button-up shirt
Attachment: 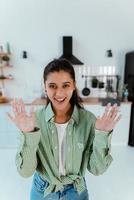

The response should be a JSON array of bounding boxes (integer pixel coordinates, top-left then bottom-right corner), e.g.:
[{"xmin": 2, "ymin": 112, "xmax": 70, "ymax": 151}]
[{"xmin": 16, "ymin": 103, "xmax": 113, "ymax": 197}]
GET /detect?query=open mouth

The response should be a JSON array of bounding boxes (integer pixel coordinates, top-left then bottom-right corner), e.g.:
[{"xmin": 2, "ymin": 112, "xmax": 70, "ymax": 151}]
[{"xmin": 54, "ymin": 97, "xmax": 66, "ymax": 103}]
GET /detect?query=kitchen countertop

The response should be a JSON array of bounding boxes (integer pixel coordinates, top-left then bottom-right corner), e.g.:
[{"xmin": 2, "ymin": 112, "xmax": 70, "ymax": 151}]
[
  {"xmin": 0, "ymin": 97, "xmax": 132, "ymax": 106},
  {"xmin": 31, "ymin": 97, "xmax": 101, "ymax": 105},
  {"xmin": 31, "ymin": 97, "xmax": 132, "ymax": 105}
]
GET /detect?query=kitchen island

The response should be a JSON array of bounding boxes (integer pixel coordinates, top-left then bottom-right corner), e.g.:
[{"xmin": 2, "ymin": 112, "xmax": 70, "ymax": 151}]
[{"xmin": 0, "ymin": 97, "xmax": 132, "ymax": 147}]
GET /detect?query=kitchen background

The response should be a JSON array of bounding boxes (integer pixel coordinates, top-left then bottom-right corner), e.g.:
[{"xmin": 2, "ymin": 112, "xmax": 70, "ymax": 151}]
[
  {"xmin": 1, "ymin": 1, "xmax": 134, "ymax": 200},
  {"xmin": 1, "ymin": 0, "xmax": 134, "ymax": 100}
]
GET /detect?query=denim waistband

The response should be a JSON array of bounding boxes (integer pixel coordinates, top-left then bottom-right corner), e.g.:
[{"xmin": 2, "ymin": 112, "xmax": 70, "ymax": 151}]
[
  {"xmin": 33, "ymin": 172, "xmax": 86, "ymax": 198},
  {"xmin": 34, "ymin": 172, "xmax": 75, "ymax": 190}
]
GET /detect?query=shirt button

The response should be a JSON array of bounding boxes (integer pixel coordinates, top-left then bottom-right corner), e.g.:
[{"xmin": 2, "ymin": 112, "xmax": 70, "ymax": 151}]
[{"xmin": 70, "ymin": 119, "xmax": 73, "ymax": 123}]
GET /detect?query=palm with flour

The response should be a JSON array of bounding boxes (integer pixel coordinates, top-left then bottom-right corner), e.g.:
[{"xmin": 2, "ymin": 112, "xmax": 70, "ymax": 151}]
[{"xmin": 7, "ymin": 98, "xmax": 35, "ymax": 133}]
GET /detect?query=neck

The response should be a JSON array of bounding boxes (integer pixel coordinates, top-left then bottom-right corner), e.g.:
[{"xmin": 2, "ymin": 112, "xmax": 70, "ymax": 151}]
[{"xmin": 52, "ymin": 103, "xmax": 73, "ymax": 123}]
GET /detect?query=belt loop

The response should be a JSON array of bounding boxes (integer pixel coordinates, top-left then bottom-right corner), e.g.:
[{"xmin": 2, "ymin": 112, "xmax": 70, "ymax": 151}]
[{"xmin": 60, "ymin": 187, "xmax": 64, "ymax": 193}]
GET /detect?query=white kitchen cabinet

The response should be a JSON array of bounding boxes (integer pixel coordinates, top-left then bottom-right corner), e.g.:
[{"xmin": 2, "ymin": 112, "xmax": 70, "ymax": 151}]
[
  {"xmin": 0, "ymin": 105, "xmax": 43, "ymax": 148},
  {"xmin": 0, "ymin": 103, "xmax": 132, "ymax": 148},
  {"xmin": 0, "ymin": 106, "xmax": 17, "ymax": 148},
  {"xmin": 84, "ymin": 103, "xmax": 132, "ymax": 146}
]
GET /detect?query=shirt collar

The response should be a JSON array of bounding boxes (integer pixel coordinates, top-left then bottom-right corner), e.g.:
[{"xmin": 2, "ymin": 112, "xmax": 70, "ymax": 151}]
[
  {"xmin": 71, "ymin": 104, "xmax": 80, "ymax": 124},
  {"xmin": 45, "ymin": 102, "xmax": 55, "ymax": 122},
  {"xmin": 44, "ymin": 102, "xmax": 80, "ymax": 124}
]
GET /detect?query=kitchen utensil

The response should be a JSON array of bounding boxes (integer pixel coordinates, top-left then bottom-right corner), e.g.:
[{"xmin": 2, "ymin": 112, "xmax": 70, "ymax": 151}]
[
  {"xmin": 91, "ymin": 76, "xmax": 98, "ymax": 88},
  {"xmin": 82, "ymin": 77, "xmax": 90, "ymax": 96},
  {"xmin": 107, "ymin": 77, "xmax": 113, "ymax": 92},
  {"xmin": 98, "ymin": 80, "xmax": 104, "ymax": 88}
]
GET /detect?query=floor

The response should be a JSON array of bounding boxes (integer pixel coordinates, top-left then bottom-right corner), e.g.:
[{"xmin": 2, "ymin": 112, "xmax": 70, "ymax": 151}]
[{"xmin": 0, "ymin": 146, "xmax": 134, "ymax": 200}]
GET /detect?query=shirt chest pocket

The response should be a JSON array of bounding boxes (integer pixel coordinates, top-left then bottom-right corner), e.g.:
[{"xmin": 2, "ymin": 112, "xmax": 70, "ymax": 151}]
[
  {"xmin": 76, "ymin": 142, "xmax": 84, "ymax": 157},
  {"xmin": 73, "ymin": 142, "xmax": 84, "ymax": 169}
]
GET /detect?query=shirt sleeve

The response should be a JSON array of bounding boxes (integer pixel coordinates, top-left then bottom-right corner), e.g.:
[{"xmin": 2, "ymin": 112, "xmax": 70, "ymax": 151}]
[
  {"xmin": 87, "ymin": 122, "xmax": 113, "ymax": 175},
  {"xmin": 15, "ymin": 130, "xmax": 41, "ymax": 177},
  {"xmin": 15, "ymin": 111, "xmax": 41, "ymax": 178}
]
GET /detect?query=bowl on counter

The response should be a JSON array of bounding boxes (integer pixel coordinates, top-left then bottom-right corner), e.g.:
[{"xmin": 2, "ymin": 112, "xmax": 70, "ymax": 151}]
[{"xmin": 99, "ymin": 97, "xmax": 121, "ymax": 106}]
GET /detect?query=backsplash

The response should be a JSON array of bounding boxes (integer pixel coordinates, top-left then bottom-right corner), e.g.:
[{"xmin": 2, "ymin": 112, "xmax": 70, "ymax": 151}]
[
  {"xmin": 1, "ymin": 63, "xmax": 121, "ymax": 102},
  {"xmin": 74, "ymin": 65, "xmax": 120, "ymax": 99}
]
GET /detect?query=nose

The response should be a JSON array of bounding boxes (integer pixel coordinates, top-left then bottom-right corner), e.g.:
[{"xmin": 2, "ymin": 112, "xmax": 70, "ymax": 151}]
[{"xmin": 55, "ymin": 88, "xmax": 65, "ymax": 97}]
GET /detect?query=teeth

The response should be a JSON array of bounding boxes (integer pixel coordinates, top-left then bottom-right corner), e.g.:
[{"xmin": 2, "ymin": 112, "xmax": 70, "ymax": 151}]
[{"xmin": 55, "ymin": 98, "xmax": 65, "ymax": 102}]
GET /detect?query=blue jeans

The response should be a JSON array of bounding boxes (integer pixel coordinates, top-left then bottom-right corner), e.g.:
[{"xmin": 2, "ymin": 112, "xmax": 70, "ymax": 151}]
[{"xmin": 30, "ymin": 172, "xmax": 89, "ymax": 200}]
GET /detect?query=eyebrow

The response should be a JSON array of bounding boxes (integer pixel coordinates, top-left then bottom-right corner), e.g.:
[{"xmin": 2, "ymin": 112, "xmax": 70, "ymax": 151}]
[{"xmin": 48, "ymin": 82, "xmax": 71, "ymax": 84}]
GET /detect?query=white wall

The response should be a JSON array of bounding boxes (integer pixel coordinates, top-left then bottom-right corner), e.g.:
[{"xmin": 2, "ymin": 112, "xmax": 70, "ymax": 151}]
[{"xmin": 0, "ymin": 0, "xmax": 134, "ymax": 99}]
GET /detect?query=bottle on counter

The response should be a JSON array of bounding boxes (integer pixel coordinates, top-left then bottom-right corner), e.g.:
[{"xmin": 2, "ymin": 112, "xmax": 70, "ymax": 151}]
[
  {"xmin": 123, "ymin": 88, "xmax": 129, "ymax": 102},
  {"xmin": 6, "ymin": 42, "xmax": 11, "ymax": 54}
]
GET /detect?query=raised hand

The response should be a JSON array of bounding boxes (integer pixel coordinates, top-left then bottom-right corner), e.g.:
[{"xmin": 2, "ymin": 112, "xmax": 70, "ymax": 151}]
[
  {"xmin": 7, "ymin": 98, "xmax": 36, "ymax": 133},
  {"xmin": 95, "ymin": 103, "xmax": 121, "ymax": 132}
]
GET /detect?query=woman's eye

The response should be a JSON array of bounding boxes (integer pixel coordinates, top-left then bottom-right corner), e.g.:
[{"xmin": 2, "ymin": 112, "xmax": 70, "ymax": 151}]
[
  {"xmin": 49, "ymin": 85, "xmax": 56, "ymax": 89},
  {"xmin": 63, "ymin": 85, "xmax": 69, "ymax": 88}
]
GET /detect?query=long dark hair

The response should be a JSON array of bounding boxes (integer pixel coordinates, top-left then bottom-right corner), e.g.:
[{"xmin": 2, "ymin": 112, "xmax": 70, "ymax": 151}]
[{"xmin": 43, "ymin": 58, "xmax": 83, "ymax": 108}]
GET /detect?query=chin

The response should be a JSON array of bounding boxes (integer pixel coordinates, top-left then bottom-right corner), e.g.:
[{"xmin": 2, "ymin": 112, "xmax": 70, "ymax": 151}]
[{"xmin": 52, "ymin": 99, "xmax": 71, "ymax": 110}]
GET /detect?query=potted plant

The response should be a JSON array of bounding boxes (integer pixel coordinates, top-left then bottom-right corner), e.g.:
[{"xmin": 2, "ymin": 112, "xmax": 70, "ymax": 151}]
[{"xmin": 2, "ymin": 55, "xmax": 10, "ymax": 66}]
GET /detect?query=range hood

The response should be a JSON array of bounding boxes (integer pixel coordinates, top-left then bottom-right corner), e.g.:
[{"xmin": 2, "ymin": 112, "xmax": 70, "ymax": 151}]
[{"xmin": 59, "ymin": 36, "xmax": 84, "ymax": 65}]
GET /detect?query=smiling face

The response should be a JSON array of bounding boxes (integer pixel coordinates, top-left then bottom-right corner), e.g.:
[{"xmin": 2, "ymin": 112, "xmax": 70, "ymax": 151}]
[{"xmin": 45, "ymin": 70, "xmax": 76, "ymax": 112}]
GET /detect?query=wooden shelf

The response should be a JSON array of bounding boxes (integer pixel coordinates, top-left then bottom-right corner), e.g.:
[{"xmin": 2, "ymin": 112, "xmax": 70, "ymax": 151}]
[
  {"xmin": 0, "ymin": 96, "xmax": 9, "ymax": 103},
  {"xmin": 0, "ymin": 52, "xmax": 10, "ymax": 57},
  {"xmin": 0, "ymin": 50, "xmax": 13, "ymax": 94},
  {"xmin": 0, "ymin": 75, "xmax": 14, "ymax": 80},
  {"xmin": 0, "ymin": 64, "xmax": 13, "ymax": 68}
]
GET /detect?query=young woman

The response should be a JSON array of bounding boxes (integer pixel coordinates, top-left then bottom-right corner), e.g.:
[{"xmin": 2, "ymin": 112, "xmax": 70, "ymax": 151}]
[{"xmin": 8, "ymin": 58, "xmax": 121, "ymax": 200}]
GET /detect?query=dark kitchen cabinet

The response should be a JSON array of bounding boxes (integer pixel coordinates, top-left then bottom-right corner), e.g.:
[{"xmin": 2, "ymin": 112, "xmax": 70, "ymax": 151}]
[
  {"xmin": 128, "ymin": 103, "xmax": 134, "ymax": 146},
  {"xmin": 124, "ymin": 52, "xmax": 134, "ymax": 146}
]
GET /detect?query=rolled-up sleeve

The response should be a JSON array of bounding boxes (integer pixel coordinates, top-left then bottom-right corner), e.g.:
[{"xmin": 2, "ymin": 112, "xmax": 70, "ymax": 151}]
[
  {"xmin": 87, "ymin": 127, "xmax": 113, "ymax": 175},
  {"xmin": 15, "ymin": 129, "xmax": 41, "ymax": 178}
]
